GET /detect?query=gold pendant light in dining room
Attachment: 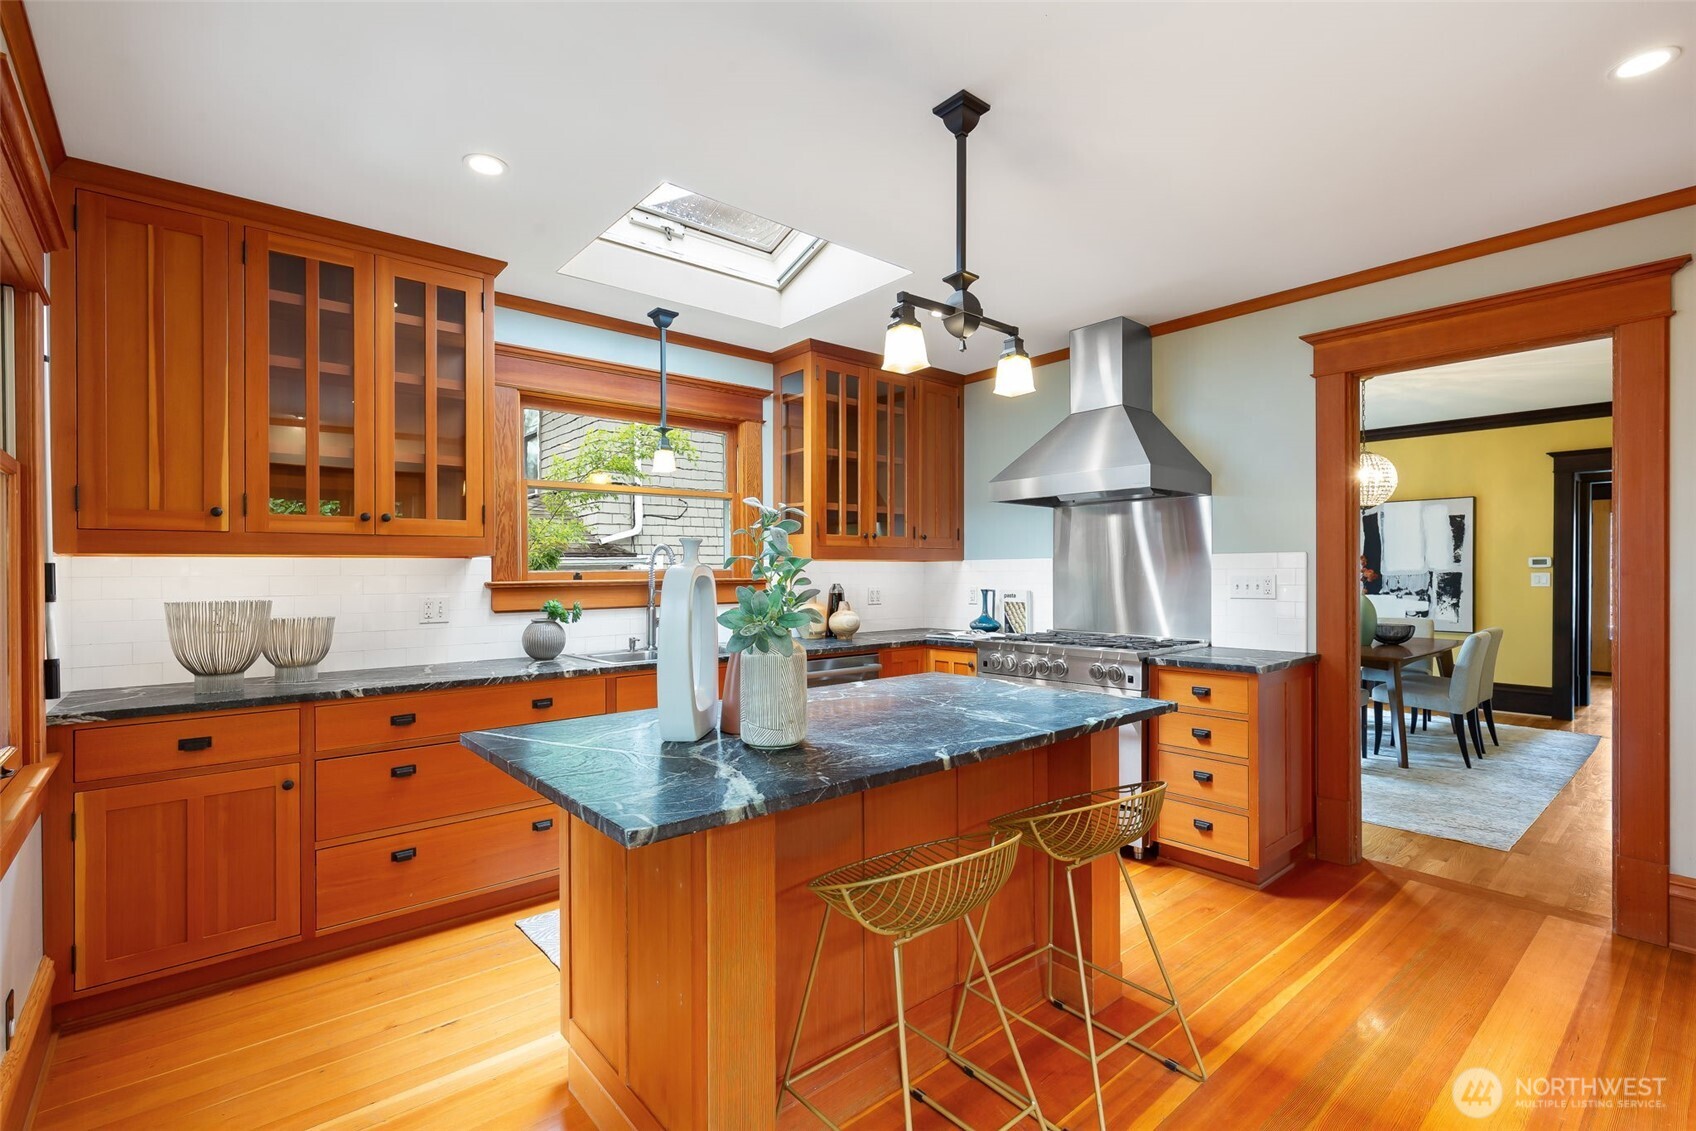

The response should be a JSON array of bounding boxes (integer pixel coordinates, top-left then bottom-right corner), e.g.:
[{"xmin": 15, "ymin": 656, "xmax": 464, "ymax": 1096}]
[{"xmin": 1357, "ymin": 377, "xmax": 1397, "ymax": 508}]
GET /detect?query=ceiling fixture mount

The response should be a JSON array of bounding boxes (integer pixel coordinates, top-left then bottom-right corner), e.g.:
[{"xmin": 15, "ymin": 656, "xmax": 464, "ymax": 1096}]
[
  {"xmin": 648, "ymin": 307, "xmax": 679, "ymax": 476},
  {"xmin": 880, "ymin": 90, "xmax": 1032, "ymax": 395},
  {"xmin": 1611, "ymin": 46, "xmax": 1681, "ymax": 79},
  {"xmin": 463, "ymin": 153, "xmax": 508, "ymax": 176}
]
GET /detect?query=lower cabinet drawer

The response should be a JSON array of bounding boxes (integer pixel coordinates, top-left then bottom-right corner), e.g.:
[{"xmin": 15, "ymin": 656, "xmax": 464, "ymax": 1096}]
[
  {"xmin": 316, "ymin": 806, "xmax": 559, "ymax": 929},
  {"xmin": 75, "ymin": 708, "xmax": 301, "ymax": 782},
  {"xmin": 1155, "ymin": 748, "xmax": 1249, "ymax": 811},
  {"xmin": 1157, "ymin": 798, "xmax": 1250, "ymax": 862},
  {"xmin": 313, "ymin": 678, "xmax": 605, "ymax": 752},
  {"xmin": 316, "ymin": 743, "xmax": 543, "ymax": 841},
  {"xmin": 1156, "ymin": 711, "xmax": 1251, "ymax": 760}
]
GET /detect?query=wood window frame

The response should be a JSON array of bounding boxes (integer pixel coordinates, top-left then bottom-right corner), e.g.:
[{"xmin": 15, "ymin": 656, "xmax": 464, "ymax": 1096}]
[
  {"xmin": 487, "ymin": 343, "xmax": 766, "ymax": 612},
  {"xmin": 1305, "ymin": 256, "xmax": 1687, "ymax": 945}
]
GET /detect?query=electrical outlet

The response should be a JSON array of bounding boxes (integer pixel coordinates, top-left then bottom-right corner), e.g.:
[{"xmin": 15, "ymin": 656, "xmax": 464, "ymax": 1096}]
[
  {"xmin": 867, "ymin": 588, "xmax": 882, "ymax": 606},
  {"xmin": 1229, "ymin": 573, "xmax": 1277, "ymax": 600},
  {"xmin": 1530, "ymin": 572, "xmax": 1551, "ymax": 588},
  {"xmin": 419, "ymin": 597, "xmax": 449, "ymax": 624}
]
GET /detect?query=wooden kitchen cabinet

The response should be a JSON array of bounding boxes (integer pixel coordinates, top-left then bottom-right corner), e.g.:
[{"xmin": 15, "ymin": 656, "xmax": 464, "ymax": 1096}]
[
  {"xmin": 73, "ymin": 762, "xmax": 301, "ymax": 989},
  {"xmin": 927, "ymin": 647, "xmax": 977, "ymax": 675},
  {"xmin": 52, "ymin": 166, "xmax": 502, "ymax": 556},
  {"xmin": 774, "ymin": 343, "xmax": 963, "ymax": 561},
  {"xmin": 72, "ymin": 190, "xmax": 234, "ymax": 533}
]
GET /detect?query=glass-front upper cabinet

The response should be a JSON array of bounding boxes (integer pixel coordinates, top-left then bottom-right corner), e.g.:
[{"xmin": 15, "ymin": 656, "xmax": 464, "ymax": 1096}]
[
  {"xmin": 245, "ymin": 231, "xmax": 373, "ymax": 533},
  {"xmin": 818, "ymin": 361, "xmax": 864, "ymax": 546},
  {"xmin": 869, "ymin": 374, "xmax": 913, "ymax": 547},
  {"xmin": 376, "ymin": 259, "xmax": 485, "ymax": 537}
]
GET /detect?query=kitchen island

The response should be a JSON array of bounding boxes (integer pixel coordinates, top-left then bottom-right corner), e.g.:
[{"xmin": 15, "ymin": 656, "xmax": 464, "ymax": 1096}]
[{"xmin": 463, "ymin": 673, "xmax": 1174, "ymax": 1130}]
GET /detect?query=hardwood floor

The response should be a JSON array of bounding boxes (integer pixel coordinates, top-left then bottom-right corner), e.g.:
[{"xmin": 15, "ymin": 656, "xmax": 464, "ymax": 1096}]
[
  {"xmin": 1363, "ymin": 677, "xmax": 1614, "ymax": 923},
  {"xmin": 34, "ymin": 820, "xmax": 1695, "ymax": 1130}
]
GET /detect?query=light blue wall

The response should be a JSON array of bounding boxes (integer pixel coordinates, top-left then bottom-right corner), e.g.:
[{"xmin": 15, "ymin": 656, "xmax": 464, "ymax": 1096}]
[
  {"xmin": 962, "ymin": 359, "xmax": 1070, "ymax": 559},
  {"xmin": 494, "ymin": 307, "xmax": 771, "ymax": 390}
]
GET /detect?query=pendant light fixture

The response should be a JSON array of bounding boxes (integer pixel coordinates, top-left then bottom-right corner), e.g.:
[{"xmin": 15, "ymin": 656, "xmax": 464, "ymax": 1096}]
[
  {"xmin": 649, "ymin": 307, "xmax": 679, "ymax": 476},
  {"xmin": 1357, "ymin": 379, "xmax": 1397, "ymax": 508},
  {"xmin": 880, "ymin": 90, "xmax": 1033, "ymax": 396}
]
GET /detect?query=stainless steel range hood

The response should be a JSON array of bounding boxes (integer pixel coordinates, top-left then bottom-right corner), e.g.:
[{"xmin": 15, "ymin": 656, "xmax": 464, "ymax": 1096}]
[{"xmin": 989, "ymin": 316, "xmax": 1211, "ymax": 506}]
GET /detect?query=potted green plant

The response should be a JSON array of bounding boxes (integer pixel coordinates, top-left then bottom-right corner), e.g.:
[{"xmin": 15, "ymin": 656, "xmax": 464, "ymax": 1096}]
[
  {"xmin": 523, "ymin": 599, "xmax": 583, "ymax": 661},
  {"xmin": 719, "ymin": 500, "xmax": 823, "ymax": 748}
]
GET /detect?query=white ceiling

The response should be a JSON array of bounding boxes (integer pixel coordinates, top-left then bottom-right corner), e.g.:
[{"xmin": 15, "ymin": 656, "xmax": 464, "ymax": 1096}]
[
  {"xmin": 28, "ymin": 2, "xmax": 1696, "ymax": 372},
  {"xmin": 1365, "ymin": 339, "xmax": 1613, "ymax": 430}
]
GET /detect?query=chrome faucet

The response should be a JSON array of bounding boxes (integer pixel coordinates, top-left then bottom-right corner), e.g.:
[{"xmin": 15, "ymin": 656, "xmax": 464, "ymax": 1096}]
[{"xmin": 645, "ymin": 544, "xmax": 675, "ymax": 650}]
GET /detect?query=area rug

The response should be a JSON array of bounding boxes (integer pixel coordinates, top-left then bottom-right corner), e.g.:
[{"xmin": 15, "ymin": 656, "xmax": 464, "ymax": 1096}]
[
  {"xmin": 516, "ymin": 909, "xmax": 561, "ymax": 968},
  {"xmin": 1360, "ymin": 721, "xmax": 1600, "ymax": 850}
]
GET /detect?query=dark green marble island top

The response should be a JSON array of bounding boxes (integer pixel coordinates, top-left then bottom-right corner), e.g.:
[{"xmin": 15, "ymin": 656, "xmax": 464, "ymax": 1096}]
[{"xmin": 462, "ymin": 673, "xmax": 1174, "ymax": 848}]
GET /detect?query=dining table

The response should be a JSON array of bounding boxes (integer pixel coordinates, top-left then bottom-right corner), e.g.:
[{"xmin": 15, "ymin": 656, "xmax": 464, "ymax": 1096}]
[{"xmin": 1361, "ymin": 636, "xmax": 1460, "ymax": 767}]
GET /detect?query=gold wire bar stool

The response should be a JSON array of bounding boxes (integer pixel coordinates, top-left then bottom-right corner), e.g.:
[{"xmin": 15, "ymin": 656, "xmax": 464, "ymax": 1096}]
[
  {"xmin": 781, "ymin": 829, "xmax": 1049, "ymax": 1131},
  {"xmin": 949, "ymin": 783, "xmax": 1207, "ymax": 1131}
]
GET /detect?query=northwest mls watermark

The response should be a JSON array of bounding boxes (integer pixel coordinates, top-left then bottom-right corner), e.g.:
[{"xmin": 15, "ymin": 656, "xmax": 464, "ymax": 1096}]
[{"xmin": 1452, "ymin": 1067, "xmax": 1669, "ymax": 1118}]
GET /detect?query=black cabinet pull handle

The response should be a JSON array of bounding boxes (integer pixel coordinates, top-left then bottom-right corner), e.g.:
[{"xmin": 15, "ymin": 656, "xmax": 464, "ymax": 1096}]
[
  {"xmin": 209, "ymin": 505, "xmax": 224, "ymax": 518},
  {"xmin": 359, "ymin": 512, "xmax": 372, "ymax": 522},
  {"xmin": 532, "ymin": 818, "xmax": 554, "ymax": 832},
  {"xmin": 1191, "ymin": 727, "xmax": 1212, "ymax": 740},
  {"xmin": 390, "ymin": 764, "xmax": 417, "ymax": 778},
  {"xmin": 380, "ymin": 512, "xmax": 393, "ymax": 523},
  {"xmin": 532, "ymin": 697, "xmax": 553, "ymax": 710},
  {"xmin": 391, "ymin": 847, "xmax": 417, "ymax": 863},
  {"xmin": 178, "ymin": 736, "xmax": 213, "ymax": 752},
  {"xmin": 1193, "ymin": 818, "xmax": 1214, "ymax": 833},
  {"xmin": 1191, "ymin": 685, "xmax": 1212, "ymax": 698},
  {"xmin": 281, "ymin": 779, "xmax": 296, "ymax": 791},
  {"xmin": 1193, "ymin": 770, "xmax": 1214, "ymax": 784},
  {"xmin": 390, "ymin": 713, "xmax": 417, "ymax": 727}
]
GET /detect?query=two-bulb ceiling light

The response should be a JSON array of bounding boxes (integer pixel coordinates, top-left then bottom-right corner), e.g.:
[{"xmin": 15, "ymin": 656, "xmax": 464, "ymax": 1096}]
[
  {"xmin": 880, "ymin": 90, "xmax": 1033, "ymax": 397},
  {"xmin": 648, "ymin": 307, "xmax": 679, "ymax": 475}
]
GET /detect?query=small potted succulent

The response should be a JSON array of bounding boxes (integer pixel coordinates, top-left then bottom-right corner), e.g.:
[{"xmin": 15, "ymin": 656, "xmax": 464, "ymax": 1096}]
[
  {"xmin": 523, "ymin": 599, "xmax": 583, "ymax": 661},
  {"xmin": 720, "ymin": 501, "xmax": 823, "ymax": 748}
]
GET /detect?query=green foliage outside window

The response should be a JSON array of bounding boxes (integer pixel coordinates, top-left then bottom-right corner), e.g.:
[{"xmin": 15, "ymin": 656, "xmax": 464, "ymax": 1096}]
[{"xmin": 527, "ymin": 422, "xmax": 699, "ymax": 571}]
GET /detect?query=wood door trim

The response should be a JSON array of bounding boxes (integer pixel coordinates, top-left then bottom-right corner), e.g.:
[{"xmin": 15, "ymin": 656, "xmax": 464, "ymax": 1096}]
[
  {"xmin": 494, "ymin": 342, "xmax": 766, "ymax": 423},
  {"xmin": 1307, "ymin": 256, "xmax": 1684, "ymax": 945},
  {"xmin": 1550, "ymin": 450, "xmax": 1613, "ymax": 721},
  {"xmin": 1362, "ymin": 401, "xmax": 1613, "ymax": 442}
]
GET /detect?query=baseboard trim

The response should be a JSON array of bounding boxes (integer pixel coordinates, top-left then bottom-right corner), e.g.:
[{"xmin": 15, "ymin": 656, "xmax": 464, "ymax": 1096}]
[
  {"xmin": 0, "ymin": 957, "xmax": 55, "ymax": 1131},
  {"xmin": 1492, "ymin": 683, "xmax": 1555, "ymax": 716},
  {"xmin": 1671, "ymin": 875, "xmax": 1696, "ymax": 955}
]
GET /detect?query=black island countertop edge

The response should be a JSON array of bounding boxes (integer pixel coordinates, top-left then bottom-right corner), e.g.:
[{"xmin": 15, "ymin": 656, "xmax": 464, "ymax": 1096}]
[
  {"xmin": 1146, "ymin": 646, "xmax": 1319, "ymax": 674},
  {"xmin": 45, "ymin": 628, "xmax": 982, "ymax": 724},
  {"xmin": 461, "ymin": 673, "xmax": 1175, "ymax": 848}
]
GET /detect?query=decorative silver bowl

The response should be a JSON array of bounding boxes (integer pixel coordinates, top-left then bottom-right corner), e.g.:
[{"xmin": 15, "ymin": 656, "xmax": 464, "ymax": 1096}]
[
  {"xmin": 164, "ymin": 600, "xmax": 272, "ymax": 693},
  {"xmin": 262, "ymin": 616, "xmax": 336, "ymax": 683},
  {"xmin": 1373, "ymin": 623, "xmax": 1417, "ymax": 646}
]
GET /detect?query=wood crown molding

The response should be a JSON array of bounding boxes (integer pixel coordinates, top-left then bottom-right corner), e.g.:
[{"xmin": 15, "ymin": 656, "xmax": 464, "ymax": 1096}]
[
  {"xmin": 56, "ymin": 158, "xmax": 506, "ymax": 278},
  {"xmin": 1362, "ymin": 401, "xmax": 1612, "ymax": 443},
  {"xmin": 0, "ymin": 1, "xmax": 64, "ymax": 170},
  {"xmin": 493, "ymin": 341, "xmax": 767, "ymax": 424},
  {"xmin": 771, "ymin": 337, "xmax": 966, "ymax": 387},
  {"xmin": 0, "ymin": 52, "xmax": 64, "ymax": 282},
  {"xmin": 495, "ymin": 292, "xmax": 775, "ymax": 366},
  {"xmin": 0, "ymin": 956, "xmax": 53, "ymax": 1131}
]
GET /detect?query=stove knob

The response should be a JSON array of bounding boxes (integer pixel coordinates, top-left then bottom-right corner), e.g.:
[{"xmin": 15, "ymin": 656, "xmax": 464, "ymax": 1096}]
[
  {"xmin": 1105, "ymin": 664, "xmax": 1126, "ymax": 684},
  {"xmin": 1050, "ymin": 658, "xmax": 1069, "ymax": 678},
  {"xmin": 1034, "ymin": 658, "xmax": 1052, "ymax": 677},
  {"xmin": 985, "ymin": 653, "xmax": 1003, "ymax": 672},
  {"xmin": 1088, "ymin": 662, "xmax": 1107, "ymax": 681},
  {"xmin": 1019, "ymin": 658, "xmax": 1038, "ymax": 677}
]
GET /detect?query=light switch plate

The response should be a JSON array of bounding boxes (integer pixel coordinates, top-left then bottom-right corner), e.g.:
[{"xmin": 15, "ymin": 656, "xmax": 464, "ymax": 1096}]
[
  {"xmin": 1531, "ymin": 572, "xmax": 1551, "ymax": 588},
  {"xmin": 419, "ymin": 597, "xmax": 449, "ymax": 623},
  {"xmin": 1229, "ymin": 573, "xmax": 1277, "ymax": 600}
]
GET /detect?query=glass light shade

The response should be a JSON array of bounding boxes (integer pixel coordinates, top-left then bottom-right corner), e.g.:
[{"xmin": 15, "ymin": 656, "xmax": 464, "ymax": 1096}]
[
  {"xmin": 1357, "ymin": 450, "xmax": 1398, "ymax": 508},
  {"xmin": 882, "ymin": 318, "xmax": 930, "ymax": 374},
  {"xmin": 994, "ymin": 351, "xmax": 1034, "ymax": 397},
  {"xmin": 650, "ymin": 445, "xmax": 677, "ymax": 476}
]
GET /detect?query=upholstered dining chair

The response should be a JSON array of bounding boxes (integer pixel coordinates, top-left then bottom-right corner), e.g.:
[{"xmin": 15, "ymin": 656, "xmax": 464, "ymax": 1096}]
[
  {"xmin": 1369, "ymin": 631, "xmax": 1491, "ymax": 767},
  {"xmin": 1362, "ymin": 617, "xmax": 1436, "ymax": 738},
  {"xmin": 1475, "ymin": 627, "xmax": 1505, "ymax": 746}
]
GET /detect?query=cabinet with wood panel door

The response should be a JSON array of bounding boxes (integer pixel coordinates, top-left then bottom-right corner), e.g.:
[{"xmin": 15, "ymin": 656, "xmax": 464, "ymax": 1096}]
[
  {"xmin": 773, "ymin": 343, "xmax": 963, "ymax": 561},
  {"xmin": 73, "ymin": 762, "xmax": 301, "ymax": 989},
  {"xmin": 52, "ymin": 167, "xmax": 502, "ymax": 556},
  {"xmin": 72, "ymin": 190, "xmax": 234, "ymax": 533},
  {"xmin": 927, "ymin": 647, "xmax": 977, "ymax": 675}
]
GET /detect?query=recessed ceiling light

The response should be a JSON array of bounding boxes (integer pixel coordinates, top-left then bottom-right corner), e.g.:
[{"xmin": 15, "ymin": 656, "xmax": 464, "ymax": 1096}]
[
  {"xmin": 463, "ymin": 153, "xmax": 508, "ymax": 176},
  {"xmin": 1611, "ymin": 46, "xmax": 1681, "ymax": 79}
]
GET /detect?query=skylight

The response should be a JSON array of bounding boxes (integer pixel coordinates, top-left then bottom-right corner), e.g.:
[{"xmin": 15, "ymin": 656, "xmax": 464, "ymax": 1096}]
[{"xmin": 559, "ymin": 183, "xmax": 907, "ymax": 329}]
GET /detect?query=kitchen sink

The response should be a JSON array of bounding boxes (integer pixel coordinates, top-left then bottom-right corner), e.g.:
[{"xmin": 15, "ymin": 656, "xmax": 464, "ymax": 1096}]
[{"xmin": 565, "ymin": 648, "xmax": 660, "ymax": 665}]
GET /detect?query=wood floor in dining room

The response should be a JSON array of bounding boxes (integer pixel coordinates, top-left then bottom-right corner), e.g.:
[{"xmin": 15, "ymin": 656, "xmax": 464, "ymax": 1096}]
[
  {"xmin": 32, "ymin": 785, "xmax": 1693, "ymax": 1130},
  {"xmin": 1364, "ymin": 675, "xmax": 1614, "ymax": 923}
]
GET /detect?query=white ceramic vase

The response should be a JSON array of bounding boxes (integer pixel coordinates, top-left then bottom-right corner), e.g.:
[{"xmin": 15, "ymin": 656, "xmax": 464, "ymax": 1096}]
[
  {"xmin": 739, "ymin": 644, "xmax": 807, "ymax": 749},
  {"xmin": 657, "ymin": 537, "xmax": 721, "ymax": 741}
]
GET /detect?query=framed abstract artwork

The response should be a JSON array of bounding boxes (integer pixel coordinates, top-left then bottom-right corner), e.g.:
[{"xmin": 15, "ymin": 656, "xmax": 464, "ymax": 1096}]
[{"xmin": 1360, "ymin": 496, "xmax": 1475, "ymax": 632}]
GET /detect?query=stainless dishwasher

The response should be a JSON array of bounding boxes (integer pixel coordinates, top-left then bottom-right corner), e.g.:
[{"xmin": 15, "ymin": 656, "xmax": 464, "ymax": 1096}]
[{"xmin": 806, "ymin": 653, "xmax": 883, "ymax": 686}]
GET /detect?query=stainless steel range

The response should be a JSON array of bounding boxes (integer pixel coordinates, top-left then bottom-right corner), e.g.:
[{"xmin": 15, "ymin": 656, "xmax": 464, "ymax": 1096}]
[{"xmin": 975, "ymin": 631, "xmax": 1202, "ymax": 698}]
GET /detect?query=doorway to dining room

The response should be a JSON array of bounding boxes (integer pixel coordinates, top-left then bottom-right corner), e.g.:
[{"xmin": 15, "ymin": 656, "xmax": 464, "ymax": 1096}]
[{"xmin": 1352, "ymin": 343, "xmax": 1614, "ymax": 922}]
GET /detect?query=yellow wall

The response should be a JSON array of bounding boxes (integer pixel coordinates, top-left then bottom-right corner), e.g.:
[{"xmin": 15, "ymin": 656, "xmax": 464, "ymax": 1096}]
[{"xmin": 1365, "ymin": 415, "xmax": 1612, "ymax": 688}]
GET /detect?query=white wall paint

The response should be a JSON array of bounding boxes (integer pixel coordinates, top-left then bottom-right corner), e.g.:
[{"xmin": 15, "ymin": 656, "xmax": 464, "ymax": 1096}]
[{"xmin": 0, "ymin": 826, "xmax": 44, "ymax": 1031}]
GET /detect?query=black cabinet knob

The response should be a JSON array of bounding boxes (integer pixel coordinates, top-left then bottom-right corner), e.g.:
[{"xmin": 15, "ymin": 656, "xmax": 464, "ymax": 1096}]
[
  {"xmin": 209, "ymin": 505, "xmax": 224, "ymax": 518},
  {"xmin": 390, "ymin": 764, "xmax": 417, "ymax": 778},
  {"xmin": 380, "ymin": 513, "xmax": 393, "ymax": 523},
  {"xmin": 281, "ymin": 779, "xmax": 296, "ymax": 791},
  {"xmin": 1193, "ymin": 818, "xmax": 1214, "ymax": 833},
  {"xmin": 1191, "ymin": 685, "xmax": 1212, "ymax": 698},
  {"xmin": 391, "ymin": 847, "xmax": 417, "ymax": 863},
  {"xmin": 532, "ymin": 697, "xmax": 553, "ymax": 710},
  {"xmin": 532, "ymin": 818, "xmax": 555, "ymax": 832},
  {"xmin": 1193, "ymin": 770, "xmax": 1214, "ymax": 784},
  {"xmin": 1191, "ymin": 727, "xmax": 1212, "ymax": 741},
  {"xmin": 390, "ymin": 713, "xmax": 417, "ymax": 727},
  {"xmin": 177, "ymin": 736, "xmax": 213, "ymax": 752},
  {"xmin": 359, "ymin": 512, "xmax": 372, "ymax": 522}
]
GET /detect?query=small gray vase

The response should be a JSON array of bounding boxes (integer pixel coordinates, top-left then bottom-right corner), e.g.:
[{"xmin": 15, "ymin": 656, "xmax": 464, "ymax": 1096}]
[{"xmin": 523, "ymin": 618, "xmax": 566, "ymax": 661}]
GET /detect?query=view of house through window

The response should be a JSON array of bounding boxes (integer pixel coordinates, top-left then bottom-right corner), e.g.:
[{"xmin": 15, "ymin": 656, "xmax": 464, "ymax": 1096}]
[{"xmin": 522, "ymin": 405, "xmax": 732, "ymax": 572}]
